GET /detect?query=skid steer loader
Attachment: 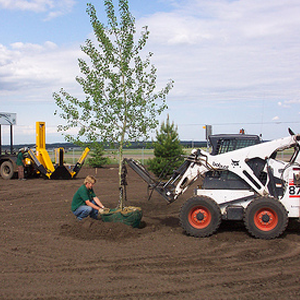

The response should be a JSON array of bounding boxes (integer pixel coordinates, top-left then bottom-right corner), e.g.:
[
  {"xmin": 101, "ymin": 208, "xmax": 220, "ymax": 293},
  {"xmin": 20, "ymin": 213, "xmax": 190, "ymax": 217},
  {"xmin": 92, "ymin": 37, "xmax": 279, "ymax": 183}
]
[{"xmin": 124, "ymin": 128, "xmax": 300, "ymax": 239}]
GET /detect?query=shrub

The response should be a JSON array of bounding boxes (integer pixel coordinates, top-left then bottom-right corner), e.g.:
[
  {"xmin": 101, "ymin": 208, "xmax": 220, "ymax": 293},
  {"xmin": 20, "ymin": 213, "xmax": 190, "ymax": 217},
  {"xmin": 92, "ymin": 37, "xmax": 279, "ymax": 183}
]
[
  {"xmin": 148, "ymin": 116, "xmax": 184, "ymax": 179},
  {"xmin": 87, "ymin": 143, "xmax": 109, "ymax": 168}
]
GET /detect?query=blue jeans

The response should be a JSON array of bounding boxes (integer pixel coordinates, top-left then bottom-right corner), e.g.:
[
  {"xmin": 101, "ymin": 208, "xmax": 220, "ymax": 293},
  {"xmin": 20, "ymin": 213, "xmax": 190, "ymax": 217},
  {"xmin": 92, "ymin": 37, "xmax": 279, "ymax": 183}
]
[{"xmin": 72, "ymin": 200, "xmax": 99, "ymax": 220}]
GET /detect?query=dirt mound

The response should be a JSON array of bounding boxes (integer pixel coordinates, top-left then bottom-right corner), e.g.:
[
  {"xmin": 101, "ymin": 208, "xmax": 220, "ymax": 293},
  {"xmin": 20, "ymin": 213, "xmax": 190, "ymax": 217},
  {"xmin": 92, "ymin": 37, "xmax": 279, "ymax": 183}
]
[
  {"xmin": 60, "ymin": 218, "xmax": 143, "ymax": 241},
  {"xmin": 2, "ymin": 166, "xmax": 300, "ymax": 299}
]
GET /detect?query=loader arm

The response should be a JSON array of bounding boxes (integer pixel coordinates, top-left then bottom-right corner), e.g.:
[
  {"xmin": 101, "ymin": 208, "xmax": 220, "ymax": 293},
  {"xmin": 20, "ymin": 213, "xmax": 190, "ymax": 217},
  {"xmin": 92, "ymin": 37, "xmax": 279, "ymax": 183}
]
[{"xmin": 124, "ymin": 153, "xmax": 212, "ymax": 203}]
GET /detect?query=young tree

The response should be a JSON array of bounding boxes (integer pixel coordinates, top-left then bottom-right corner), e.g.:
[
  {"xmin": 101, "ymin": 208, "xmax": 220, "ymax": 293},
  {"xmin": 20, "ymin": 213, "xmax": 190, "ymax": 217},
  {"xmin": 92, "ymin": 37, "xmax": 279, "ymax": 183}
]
[
  {"xmin": 87, "ymin": 142, "xmax": 109, "ymax": 168},
  {"xmin": 53, "ymin": 0, "xmax": 173, "ymax": 208},
  {"xmin": 148, "ymin": 115, "xmax": 184, "ymax": 179}
]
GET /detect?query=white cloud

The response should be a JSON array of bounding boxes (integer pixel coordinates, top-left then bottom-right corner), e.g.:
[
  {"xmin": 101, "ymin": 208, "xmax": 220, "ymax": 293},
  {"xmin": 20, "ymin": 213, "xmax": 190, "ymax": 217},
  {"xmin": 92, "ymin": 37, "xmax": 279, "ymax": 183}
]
[
  {"xmin": 10, "ymin": 41, "xmax": 57, "ymax": 52},
  {"xmin": 0, "ymin": 41, "xmax": 82, "ymax": 99},
  {"xmin": 277, "ymin": 99, "xmax": 300, "ymax": 108},
  {"xmin": 143, "ymin": 0, "xmax": 300, "ymax": 45},
  {"xmin": 139, "ymin": 12, "xmax": 213, "ymax": 45},
  {"xmin": 136, "ymin": 0, "xmax": 300, "ymax": 104},
  {"xmin": 0, "ymin": 0, "xmax": 76, "ymax": 19},
  {"xmin": 285, "ymin": 99, "xmax": 300, "ymax": 104},
  {"xmin": 277, "ymin": 101, "xmax": 290, "ymax": 108},
  {"xmin": 0, "ymin": 0, "xmax": 51, "ymax": 12}
]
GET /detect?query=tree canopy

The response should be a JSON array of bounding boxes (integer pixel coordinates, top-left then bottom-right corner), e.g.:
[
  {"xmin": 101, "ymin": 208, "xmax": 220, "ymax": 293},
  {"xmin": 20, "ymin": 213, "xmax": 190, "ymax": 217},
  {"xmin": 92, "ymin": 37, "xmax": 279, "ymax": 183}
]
[{"xmin": 53, "ymin": 0, "xmax": 174, "ymax": 207}]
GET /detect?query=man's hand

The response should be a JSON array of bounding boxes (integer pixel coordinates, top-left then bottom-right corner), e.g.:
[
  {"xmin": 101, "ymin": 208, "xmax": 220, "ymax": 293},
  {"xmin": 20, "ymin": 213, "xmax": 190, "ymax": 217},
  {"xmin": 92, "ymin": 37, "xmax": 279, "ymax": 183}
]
[{"xmin": 98, "ymin": 207, "xmax": 110, "ymax": 214}]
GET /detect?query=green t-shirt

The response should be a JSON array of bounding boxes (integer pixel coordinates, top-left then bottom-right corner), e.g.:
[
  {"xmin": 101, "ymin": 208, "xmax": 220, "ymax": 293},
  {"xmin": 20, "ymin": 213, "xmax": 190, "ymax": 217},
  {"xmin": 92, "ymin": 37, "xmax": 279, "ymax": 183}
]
[
  {"xmin": 16, "ymin": 152, "xmax": 24, "ymax": 166},
  {"xmin": 71, "ymin": 184, "xmax": 96, "ymax": 211}
]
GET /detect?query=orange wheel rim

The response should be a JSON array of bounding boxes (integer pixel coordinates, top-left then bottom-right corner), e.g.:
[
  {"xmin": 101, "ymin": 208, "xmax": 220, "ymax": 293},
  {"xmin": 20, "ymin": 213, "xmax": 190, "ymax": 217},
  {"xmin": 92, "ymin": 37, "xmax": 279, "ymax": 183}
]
[
  {"xmin": 254, "ymin": 208, "xmax": 278, "ymax": 231},
  {"xmin": 188, "ymin": 206, "xmax": 211, "ymax": 229}
]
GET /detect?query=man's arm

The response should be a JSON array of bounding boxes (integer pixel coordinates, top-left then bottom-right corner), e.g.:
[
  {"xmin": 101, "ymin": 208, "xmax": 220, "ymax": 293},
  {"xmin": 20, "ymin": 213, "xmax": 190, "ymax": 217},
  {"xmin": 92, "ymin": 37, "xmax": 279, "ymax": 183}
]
[
  {"xmin": 93, "ymin": 197, "xmax": 105, "ymax": 209},
  {"xmin": 85, "ymin": 197, "xmax": 104, "ymax": 210}
]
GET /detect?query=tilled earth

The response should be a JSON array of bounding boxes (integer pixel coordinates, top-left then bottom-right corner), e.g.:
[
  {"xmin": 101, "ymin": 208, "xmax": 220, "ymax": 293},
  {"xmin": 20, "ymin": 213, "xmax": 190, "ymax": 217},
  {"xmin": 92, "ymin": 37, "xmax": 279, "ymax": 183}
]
[{"xmin": 1, "ymin": 166, "xmax": 300, "ymax": 299}]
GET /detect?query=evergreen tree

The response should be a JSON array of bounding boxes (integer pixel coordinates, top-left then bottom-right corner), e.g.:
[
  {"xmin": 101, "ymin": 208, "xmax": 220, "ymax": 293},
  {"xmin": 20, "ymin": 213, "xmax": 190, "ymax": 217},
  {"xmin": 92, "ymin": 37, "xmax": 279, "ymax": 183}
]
[
  {"xmin": 87, "ymin": 143, "xmax": 109, "ymax": 168},
  {"xmin": 148, "ymin": 115, "xmax": 184, "ymax": 179}
]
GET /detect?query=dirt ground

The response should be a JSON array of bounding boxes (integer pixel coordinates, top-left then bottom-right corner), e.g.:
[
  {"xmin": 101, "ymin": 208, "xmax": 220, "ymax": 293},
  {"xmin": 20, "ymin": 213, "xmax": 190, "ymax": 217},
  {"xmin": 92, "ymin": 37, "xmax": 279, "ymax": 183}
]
[{"xmin": 1, "ymin": 166, "xmax": 300, "ymax": 300}]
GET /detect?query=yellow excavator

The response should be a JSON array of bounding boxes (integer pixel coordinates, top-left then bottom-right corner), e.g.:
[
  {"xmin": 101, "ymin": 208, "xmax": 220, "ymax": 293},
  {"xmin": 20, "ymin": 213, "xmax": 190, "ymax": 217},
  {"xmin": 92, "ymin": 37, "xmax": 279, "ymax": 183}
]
[{"xmin": 27, "ymin": 122, "xmax": 90, "ymax": 179}]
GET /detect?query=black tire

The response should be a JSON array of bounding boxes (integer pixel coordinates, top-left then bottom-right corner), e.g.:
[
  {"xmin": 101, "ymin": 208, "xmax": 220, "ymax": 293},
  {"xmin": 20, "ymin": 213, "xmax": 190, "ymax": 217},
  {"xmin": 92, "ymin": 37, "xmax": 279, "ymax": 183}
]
[
  {"xmin": 0, "ymin": 161, "xmax": 15, "ymax": 180},
  {"xmin": 244, "ymin": 197, "xmax": 288, "ymax": 239},
  {"xmin": 180, "ymin": 196, "xmax": 221, "ymax": 238}
]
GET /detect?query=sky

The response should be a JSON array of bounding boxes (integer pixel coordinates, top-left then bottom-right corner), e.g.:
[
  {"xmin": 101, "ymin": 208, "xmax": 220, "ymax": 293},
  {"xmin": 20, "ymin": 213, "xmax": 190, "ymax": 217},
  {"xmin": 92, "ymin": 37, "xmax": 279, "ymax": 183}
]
[{"xmin": 1, "ymin": 0, "xmax": 300, "ymax": 145}]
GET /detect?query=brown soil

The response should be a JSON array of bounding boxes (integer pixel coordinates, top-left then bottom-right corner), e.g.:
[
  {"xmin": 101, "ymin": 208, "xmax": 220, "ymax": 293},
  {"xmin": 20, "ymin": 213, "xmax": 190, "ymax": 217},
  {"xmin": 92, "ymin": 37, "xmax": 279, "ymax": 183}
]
[{"xmin": 1, "ymin": 166, "xmax": 300, "ymax": 300}]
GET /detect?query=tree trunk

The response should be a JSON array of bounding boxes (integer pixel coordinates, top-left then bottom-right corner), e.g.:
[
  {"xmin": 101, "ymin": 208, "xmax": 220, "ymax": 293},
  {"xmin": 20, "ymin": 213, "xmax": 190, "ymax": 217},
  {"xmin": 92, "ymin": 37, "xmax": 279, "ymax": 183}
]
[{"xmin": 118, "ymin": 142, "xmax": 124, "ymax": 209}]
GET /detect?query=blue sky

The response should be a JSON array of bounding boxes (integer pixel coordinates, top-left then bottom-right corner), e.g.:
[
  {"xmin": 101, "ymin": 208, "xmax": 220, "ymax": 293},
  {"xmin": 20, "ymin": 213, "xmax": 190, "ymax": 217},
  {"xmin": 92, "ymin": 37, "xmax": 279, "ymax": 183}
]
[{"xmin": 1, "ymin": 0, "xmax": 300, "ymax": 145}]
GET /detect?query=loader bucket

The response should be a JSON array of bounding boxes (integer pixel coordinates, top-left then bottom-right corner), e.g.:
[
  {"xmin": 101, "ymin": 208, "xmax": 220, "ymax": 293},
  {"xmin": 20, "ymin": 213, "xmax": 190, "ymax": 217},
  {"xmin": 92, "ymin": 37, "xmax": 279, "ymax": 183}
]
[{"xmin": 50, "ymin": 165, "xmax": 72, "ymax": 180}]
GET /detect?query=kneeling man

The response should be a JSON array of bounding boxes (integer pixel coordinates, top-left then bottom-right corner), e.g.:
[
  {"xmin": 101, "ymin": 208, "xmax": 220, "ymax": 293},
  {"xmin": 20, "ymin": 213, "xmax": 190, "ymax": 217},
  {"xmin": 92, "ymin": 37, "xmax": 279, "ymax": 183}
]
[{"xmin": 71, "ymin": 175, "xmax": 105, "ymax": 221}]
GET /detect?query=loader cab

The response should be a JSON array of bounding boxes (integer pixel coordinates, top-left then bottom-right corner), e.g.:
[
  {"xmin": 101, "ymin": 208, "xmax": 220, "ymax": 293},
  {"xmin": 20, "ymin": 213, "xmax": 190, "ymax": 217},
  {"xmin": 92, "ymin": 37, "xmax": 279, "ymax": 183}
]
[
  {"xmin": 209, "ymin": 134, "xmax": 261, "ymax": 155},
  {"xmin": 203, "ymin": 134, "xmax": 262, "ymax": 190}
]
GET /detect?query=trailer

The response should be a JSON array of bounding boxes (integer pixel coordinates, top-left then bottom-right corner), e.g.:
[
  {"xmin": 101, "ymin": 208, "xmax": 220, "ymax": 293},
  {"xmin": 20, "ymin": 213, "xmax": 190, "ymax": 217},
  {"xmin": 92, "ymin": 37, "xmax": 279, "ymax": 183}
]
[{"xmin": 0, "ymin": 112, "xmax": 21, "ymax": 179}]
